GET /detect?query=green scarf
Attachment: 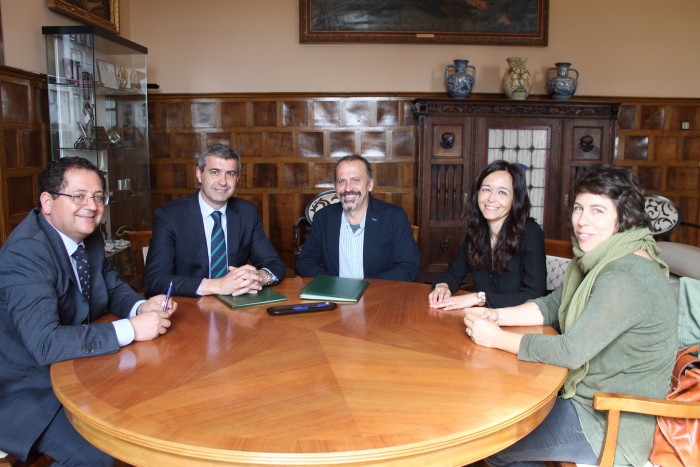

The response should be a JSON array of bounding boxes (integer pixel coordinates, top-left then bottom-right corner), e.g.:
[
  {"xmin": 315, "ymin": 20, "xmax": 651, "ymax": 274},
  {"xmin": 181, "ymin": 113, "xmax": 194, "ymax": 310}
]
[{"xmin": 558, "ymin": 227, "xmax": 668, "ymax": 398}]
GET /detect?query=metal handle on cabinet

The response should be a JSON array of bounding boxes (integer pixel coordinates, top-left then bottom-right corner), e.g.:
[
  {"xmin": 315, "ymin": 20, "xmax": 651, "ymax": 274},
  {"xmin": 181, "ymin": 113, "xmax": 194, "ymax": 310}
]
[
  {"xmin": 440, "ymin": 132, "xmax": 455, "ymax": 149},
  {"xmin": 580, "ymin": 135, "xmax": 594, "ymax": 152},
  {"xmin": 462, "ymin": 192, "xmax": 468, "ymax": 205},
  {"xmin": 440, "ymin": 238, "xmax": 450, "ymax": 252},
  {"xmin": 563, "ymin": 194, "xmax": 569, "ymax": 207}
]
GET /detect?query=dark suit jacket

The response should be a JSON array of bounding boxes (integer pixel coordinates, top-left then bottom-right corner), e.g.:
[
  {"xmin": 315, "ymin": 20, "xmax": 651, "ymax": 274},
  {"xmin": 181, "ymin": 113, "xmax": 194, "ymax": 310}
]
[
  {"xmin": 0, "ymin": 209, "xmax": 145, "ymax": 460},
  {"xmin": 433, "ymin": 218, "xmax": 547, "ymax": 308},
  {"xmin": 295, "ymin": 197, "xmax": 420, "ymax": 281},
  {"xmin": 144, "ymin": 192, "xmax": 286, "ymax": 297}
]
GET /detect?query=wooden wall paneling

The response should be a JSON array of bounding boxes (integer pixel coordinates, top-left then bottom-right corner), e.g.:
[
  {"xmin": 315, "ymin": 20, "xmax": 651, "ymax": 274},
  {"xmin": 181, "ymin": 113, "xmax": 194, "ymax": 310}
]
[
  {"xmin": 148, "ymin": 95, "xmax": 416, "ymax": 274},
  {"xmin": 0, "ymin": 67, "xmax": 49, "ymax": 245},
  {"xmin": 616, "ymin": 100, "xmax": 700, "ymax": 246},
  {"xmin": 146, "ymin": 93, "xmax": 700, "ymax": 281}
]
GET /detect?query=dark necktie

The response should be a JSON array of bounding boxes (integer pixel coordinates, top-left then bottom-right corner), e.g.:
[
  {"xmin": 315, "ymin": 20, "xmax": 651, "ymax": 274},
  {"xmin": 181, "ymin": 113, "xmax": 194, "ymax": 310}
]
[
  {"xmin": 210, "ymin": 211, "xmax": 227, "ymax": 279},
  {"xmin": 72, "ymin": 244, "xmax": 91, "ymax": 301}
]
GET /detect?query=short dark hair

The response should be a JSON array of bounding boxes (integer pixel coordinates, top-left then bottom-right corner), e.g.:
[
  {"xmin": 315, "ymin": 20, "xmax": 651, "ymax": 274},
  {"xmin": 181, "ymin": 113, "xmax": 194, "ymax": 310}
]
[
  {"xmin": 198, "ymin": 144, "xmax": 241, "ymax": 171},
  {"xmin": 38, "ymin": 157, "xmax": 105, "ymax": 207},
  {"xmin": 335, "ymin": 155, "xmax": 373, "ymax": 181},
  {"xmin": 572, "ymin": 164, "xmax": 650, "ymax": 232}
]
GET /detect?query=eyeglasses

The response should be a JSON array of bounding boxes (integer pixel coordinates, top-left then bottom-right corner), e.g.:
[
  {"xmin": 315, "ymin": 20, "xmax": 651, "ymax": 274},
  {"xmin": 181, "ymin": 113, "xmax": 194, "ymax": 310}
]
[{"xmin": 50, "ymin": 192, "xmax": 110, "ymax": 206}]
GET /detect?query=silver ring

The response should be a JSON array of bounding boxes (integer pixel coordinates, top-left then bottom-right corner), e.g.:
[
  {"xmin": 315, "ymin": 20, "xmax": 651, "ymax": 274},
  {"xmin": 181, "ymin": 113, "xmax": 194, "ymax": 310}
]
[{"xmin": 466, "ymin": 328, "xmax": 472, "ymax": 337}]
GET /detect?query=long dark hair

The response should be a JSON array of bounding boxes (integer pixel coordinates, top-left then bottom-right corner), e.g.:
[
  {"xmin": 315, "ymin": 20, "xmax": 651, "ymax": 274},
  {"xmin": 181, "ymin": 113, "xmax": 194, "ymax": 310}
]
[
  {"xmin": 463, "ymin": 160, "xmax": 531, "ymax": 272},
  {"xmin": 572, "ymin": 164, "xmax": 650, "ymax": 232}
]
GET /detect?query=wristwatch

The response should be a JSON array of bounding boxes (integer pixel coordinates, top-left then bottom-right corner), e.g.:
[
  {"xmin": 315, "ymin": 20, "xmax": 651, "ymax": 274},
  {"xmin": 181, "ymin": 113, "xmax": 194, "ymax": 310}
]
[
  {"xmin": 476, "ymin": 291, "xmax": 486, "ymax": 307},
  {"xmin": 262, "ymin": 269, "xmax": 274, "ymax": 286}
]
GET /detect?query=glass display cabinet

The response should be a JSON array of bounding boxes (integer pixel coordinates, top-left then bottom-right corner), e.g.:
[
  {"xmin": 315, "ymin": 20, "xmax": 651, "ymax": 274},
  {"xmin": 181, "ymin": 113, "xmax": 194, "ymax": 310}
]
[{"xmin": 43, "ymin": 26, "xmax": 151, "ymax": 269}]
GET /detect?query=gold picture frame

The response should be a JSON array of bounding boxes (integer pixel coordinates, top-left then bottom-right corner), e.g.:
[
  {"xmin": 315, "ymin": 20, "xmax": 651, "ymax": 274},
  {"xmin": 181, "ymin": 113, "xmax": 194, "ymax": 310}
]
[
  {"xmin": 300, "ymin": 0, "xmax": 548, "ymax": 46},
  {"xmin": 48, "ymin": 0, "xmax": 120, "ymax": 35}
]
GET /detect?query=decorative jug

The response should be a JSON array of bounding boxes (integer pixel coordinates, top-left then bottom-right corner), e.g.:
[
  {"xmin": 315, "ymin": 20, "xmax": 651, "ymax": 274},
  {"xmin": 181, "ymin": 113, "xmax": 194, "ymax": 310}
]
[
  {"xmin": 502, "ymin": 57, "xmax": 533, "ymax": 100},
  {"xmin": 546, "ymin": 62, "xmax": 579, "ymax": 100},
  {"xmin": 444, "ymin": 59, "xmax": 476, "ymax": 98}
]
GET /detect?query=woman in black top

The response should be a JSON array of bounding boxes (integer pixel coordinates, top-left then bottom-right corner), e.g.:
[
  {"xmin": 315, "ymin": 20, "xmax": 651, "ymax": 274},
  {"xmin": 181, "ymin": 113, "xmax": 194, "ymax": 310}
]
[{"xmin": 428, "ymin": 160, "xmax": 547, "ymax": 310}]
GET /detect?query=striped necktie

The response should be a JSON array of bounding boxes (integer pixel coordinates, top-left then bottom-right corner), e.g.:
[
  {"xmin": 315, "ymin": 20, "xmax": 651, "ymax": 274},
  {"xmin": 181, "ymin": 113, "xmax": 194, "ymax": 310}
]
[
  {"xmin": 210, "ymin": 211, "xmax": 227, "ymax": 279},
  {"xmin": 72, "ymin": 244, "xmax": 91, "ymax": 301}
]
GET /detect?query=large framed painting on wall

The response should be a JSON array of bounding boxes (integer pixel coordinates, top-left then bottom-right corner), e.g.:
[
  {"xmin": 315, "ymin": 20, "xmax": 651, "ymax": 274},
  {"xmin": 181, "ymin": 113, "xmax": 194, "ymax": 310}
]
[
  {"xmin": 299, "ymin": 0, "xmax": 548, "ymax": 46},
  {"xmin": 48, "ymin": 0, "xmax": 119, "ymax": 34}
]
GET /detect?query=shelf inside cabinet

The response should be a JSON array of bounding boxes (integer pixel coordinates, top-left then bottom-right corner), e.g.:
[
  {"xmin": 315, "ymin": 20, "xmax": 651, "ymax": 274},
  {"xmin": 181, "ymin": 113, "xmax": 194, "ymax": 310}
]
[{"xmin": 44, "ymin": 25, "xmax": 151, "ymax": 278}]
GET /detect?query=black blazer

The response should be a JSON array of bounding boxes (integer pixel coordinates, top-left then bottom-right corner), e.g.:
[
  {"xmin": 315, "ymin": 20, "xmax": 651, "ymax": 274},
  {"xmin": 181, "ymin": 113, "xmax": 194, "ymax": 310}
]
[
  {"xmin": 433, "ymin": 218, "xmax": 547, "ymax": 308},
  {"xmin": 295, "ymin": 197, "xmax": 420, "ymax": 281},
  {"xmin": 0, "ymin": 209, "xmax": 144, "ymax": 459},
  {"xmin": 145, "ymin": 192, "xmax": 286, "ymax": 297}
]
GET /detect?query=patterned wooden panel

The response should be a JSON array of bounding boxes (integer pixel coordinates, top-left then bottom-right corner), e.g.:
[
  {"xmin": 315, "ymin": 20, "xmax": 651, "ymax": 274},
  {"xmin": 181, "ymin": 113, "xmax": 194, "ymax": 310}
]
[
  {"xmin": 640, "ymin": 105, "xmax": 665, "ymax": 130},
  {"xmin": 313, "ymin": 101, "xmax": 340, "ymax": 126},
  {"xmin": 360, "ymin": 131, "xmax": 386, "ymax": 156},
  {"xmin": 430, "ymin": 164, "xmax": 464, "ymax": 222},
  {"xmin": 204, "ymin": 132, "xmax": 232, "ymax": 147},
  {"xmin": 147, "ymin": 94, "xmax": 700, "ymax": 271},
  {"xmin": 148, "ymin": 95, "xmax": 416, "ymax": 269},
  {"xmin": 236, "ymin": 132, "xmax": 263, "ymax": 156},
  {"xmin": 221, "ymin": 102, "xmax": 246, "ymax": 127},
  {"xmin": 345, "ymin": 101, "xmax": 372, "ymax": 126},
  {"xmin": 683, "ymin": 137, "xmax": 700, "ymax": 161},
  {"xmin": 616, "ymin": 100, "xmax": 700, "ymax": 246},
  {"xmin": 173, "ymin": 132, "xmax": 201, "ymax": 158},
  {"xmin": 1, "ymin": 80, "xmax": 29, "ymax": 122},
  {"xmin": 191, "ymin": 102, "xmax": 217, "ymax": 128},
  {"xmin": 0, "ymin": 68, "xmax": 49, "ymax": 245},
  {"xmin": 268, "ymin": 132, "xmax": 293, "ymax": 156},
  {"xmin": 377, "ymin": 101, "xmax": 400, "ymax": 126},
  {"xmin": 298, "ymin": 131, "xmax": 323, "ymax": 157},
  {"xmin": 282, "ymin": 101, "xmax": 309, "ymax": 127},
  {"xmin": 281, "ymin": 163, "xmax": 309, "ymax": 188},
  {"xmin": 329, "ymin": 131, "xmax": 355, "ymax": 157},
  {"xmin": 392, "ymin": 130, "xmax": 414, "ymax": 158},
  {"xmin": 7, "ymin": 176, "xmax": 35, "ymax": 215},
  {"xmin": 23, "ymin": 130, "xmax": 46, "ymax": 168},
  {"xmin": 3, "ymin": 129, "xmax": 19, "ymax": 168}
]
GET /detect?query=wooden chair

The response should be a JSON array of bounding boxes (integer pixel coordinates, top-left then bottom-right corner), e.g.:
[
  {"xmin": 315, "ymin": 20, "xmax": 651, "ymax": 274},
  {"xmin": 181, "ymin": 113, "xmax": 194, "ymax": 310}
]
[
  {"xmin": 593, "ymin": 391, "xmax": 700, "ymax": 467},
  {"xmin": 587, "ymin": 242, "xmax": 700, "ymax": 467},
  {"xmin": 645, "ymin": 194, "xmax": 681, "ymax": 240},
  {"xmin": 125, "ymin": 230, "xmax": 152, "ymax": 292},
  {"xmin": 292, "ymin": 190, "xmax": 341, "ymax": 256}
]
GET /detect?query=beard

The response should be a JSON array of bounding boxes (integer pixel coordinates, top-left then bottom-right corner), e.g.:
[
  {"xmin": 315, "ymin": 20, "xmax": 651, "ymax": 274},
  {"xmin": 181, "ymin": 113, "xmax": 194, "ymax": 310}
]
[{"xmin": 340, "ymin": 190, "xmax": 361, "ymax": 211}]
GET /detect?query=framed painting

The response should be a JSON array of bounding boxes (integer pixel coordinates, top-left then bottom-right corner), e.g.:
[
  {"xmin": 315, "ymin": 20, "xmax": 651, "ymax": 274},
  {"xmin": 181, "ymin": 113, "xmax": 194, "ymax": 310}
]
[
  {"xmin": 48, "ymin": 0, "xmax": 119, "ymax": 34},
  {"xmin": 300, "ymin": 0, "xmax": 548, "ymax": 46}
]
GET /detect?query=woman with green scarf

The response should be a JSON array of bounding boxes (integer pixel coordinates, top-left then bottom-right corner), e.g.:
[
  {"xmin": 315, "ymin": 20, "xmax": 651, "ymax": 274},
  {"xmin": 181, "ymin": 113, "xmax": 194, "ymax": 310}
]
[{"xmin": 464, "ymin": 164, "xmax": 677, "ymax": 467}]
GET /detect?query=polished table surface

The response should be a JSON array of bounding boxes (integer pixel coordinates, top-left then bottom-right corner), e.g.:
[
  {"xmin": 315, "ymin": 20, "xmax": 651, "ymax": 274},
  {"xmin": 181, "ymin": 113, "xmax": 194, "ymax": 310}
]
[{"xmin": 51, "ymin": 278, "xmax": 566, "ymax": 466}]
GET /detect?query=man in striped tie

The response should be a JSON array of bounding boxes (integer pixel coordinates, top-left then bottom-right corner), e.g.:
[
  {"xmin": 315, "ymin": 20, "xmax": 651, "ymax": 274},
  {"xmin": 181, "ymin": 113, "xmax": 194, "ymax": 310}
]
[{"xmin": 145, "ymin": 144, "xmax": 285, "ymax": 298}]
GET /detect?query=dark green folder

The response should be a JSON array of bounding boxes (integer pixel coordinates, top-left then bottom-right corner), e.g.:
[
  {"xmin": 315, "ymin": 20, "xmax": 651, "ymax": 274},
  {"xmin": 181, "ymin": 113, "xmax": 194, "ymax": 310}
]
[
  {"xmin": 215, "ymin": 287, "xmax": 288, "ymax": 309},
  {"xmin": 299, "ymin": 275, "xmax": 369, "ymax": 302}
]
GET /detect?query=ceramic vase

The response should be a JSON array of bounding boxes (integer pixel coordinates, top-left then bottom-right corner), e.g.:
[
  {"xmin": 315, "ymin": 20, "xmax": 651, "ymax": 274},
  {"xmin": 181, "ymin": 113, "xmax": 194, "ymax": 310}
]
[
  {"xmin": 444, "ymin": 59, "xmax": 476, "ymax": 98},
  {"xmin": 502, "ymin": 57, "xmax": 533, "ymax": 100},
  {"xmin": 546, "ymin": 62, "xmax": 579, "ymax": 100}
]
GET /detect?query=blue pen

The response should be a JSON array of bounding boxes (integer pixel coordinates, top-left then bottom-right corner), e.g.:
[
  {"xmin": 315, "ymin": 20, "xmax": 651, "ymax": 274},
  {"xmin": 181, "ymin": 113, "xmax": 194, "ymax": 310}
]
[{"xmin": 162, "ymin": 280, "xmax": 173, "ymax": 313}]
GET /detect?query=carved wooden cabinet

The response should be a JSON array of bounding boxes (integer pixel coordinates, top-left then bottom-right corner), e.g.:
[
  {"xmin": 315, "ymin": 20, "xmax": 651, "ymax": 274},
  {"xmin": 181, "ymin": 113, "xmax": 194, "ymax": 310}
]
[{"xmin": 413, "ymin": 97, "xmax": 619, "ymax": 282}]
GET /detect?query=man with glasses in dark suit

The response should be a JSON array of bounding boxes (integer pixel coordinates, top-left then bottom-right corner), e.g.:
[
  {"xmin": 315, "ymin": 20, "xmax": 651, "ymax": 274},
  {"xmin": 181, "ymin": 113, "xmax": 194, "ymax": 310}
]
[{"xmin": 0, "ymin": 157, "xmax": 176, "ymax": 466}]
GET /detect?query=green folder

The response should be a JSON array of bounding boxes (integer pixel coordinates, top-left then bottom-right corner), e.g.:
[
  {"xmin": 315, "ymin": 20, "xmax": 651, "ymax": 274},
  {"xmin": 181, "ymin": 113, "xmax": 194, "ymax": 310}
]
[
  {"xmin": 215, "ymin": 287, "xmax": 288, "ymax": 309},
  {"xmin": 299, "ymin": 275, "xmax": 369, "ymax": 302}
]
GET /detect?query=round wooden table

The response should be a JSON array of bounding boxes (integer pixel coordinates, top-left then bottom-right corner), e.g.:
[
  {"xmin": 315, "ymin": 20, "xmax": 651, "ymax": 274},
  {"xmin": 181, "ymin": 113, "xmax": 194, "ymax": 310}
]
[{"xmin": 51, "ymin": 278, "xmax": 566, "ymax": 466}]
